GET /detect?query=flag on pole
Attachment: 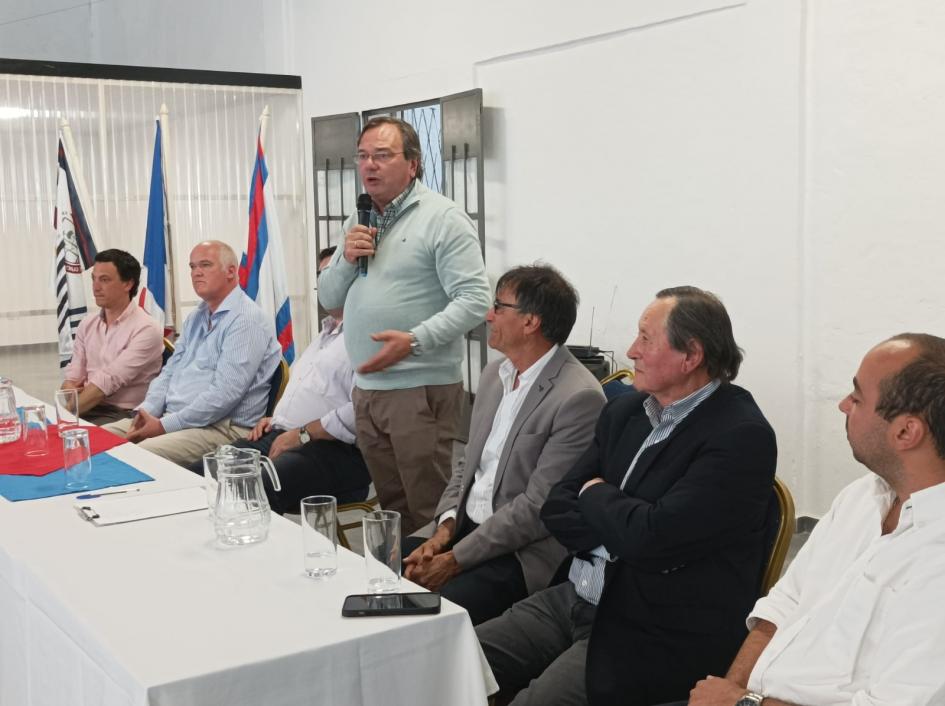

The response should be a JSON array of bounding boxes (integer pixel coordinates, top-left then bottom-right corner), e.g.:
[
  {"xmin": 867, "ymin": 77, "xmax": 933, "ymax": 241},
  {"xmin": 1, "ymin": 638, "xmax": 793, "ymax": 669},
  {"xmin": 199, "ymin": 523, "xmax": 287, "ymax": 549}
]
[
  {"xmin": 139, "ymin": 117, "xmax": 174, "ymax": 334},
  {"xmin": 53, "ymin": 129, "xmax": 98, "ymax": 368},
  {"xmin": 239, "ymin": 108, "xmax": 294, "ymax": 363}
]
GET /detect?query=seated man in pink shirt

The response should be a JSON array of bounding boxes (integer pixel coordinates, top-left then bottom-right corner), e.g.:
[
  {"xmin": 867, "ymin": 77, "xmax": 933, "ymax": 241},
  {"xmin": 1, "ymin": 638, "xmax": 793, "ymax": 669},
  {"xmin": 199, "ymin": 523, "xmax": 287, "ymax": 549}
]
[{"xmin": 62, "ymin": 249, "xmax": 164, "ymax": 425}]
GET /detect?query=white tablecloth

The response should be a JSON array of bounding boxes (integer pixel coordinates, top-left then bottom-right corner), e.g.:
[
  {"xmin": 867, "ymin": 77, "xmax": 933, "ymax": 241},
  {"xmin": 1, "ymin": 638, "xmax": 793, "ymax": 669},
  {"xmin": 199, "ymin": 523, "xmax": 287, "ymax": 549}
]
[{"xmin": 0, "ymin": 390, "xmax": 497, "ymax": 706}]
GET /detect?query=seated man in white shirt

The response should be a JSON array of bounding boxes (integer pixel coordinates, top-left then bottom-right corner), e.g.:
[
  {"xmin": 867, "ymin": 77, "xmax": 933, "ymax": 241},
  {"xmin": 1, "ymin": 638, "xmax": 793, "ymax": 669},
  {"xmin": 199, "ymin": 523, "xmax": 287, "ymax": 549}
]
[
  {"xmin": 190, "ymin": 248, "xmax": 371, "ymax": 515},
  {"xmin": 402, "ymin": 265, "xmax": 606, "ymax": 625},
  {"xmin": 676, "ymin": 333, "xmax": 945, "ymax": 706}
]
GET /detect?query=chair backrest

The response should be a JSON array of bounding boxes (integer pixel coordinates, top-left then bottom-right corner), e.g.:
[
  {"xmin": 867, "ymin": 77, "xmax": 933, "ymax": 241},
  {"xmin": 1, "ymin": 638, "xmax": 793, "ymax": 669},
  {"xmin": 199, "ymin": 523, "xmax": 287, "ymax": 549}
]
[
  {"xmin": 759, "ymin": 476, "xmax": 796, "ymax": 596},
  {"xmin": 266, "ymin": 358, "xmax": 290, "ymax": 417},
  {"xmin": 161, "ymin": 337, "xmax": 175, "ymax": 367},
  {"xmin": 600, "ymin": 368, "xmax": 635, "ymax": 401},
  {"xmin": 336, "ymin": 497, "xmax": 379, "ymax": 551}
]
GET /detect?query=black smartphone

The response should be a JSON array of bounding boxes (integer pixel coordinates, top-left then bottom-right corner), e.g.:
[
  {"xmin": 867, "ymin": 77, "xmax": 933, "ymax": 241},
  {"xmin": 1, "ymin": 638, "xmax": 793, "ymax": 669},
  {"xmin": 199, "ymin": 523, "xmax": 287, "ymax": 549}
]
[{"xmin": 341, "ymin": 592, "xmax": 441, "ymax": 617}]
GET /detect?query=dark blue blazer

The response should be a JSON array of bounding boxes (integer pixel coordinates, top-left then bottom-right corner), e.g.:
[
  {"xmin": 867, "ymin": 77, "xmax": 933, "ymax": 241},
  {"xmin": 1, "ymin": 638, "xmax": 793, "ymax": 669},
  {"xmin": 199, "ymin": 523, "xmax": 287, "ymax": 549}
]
[{"xmin": 541, "ymin": 383, "xmax": 777, "ymax": 706}]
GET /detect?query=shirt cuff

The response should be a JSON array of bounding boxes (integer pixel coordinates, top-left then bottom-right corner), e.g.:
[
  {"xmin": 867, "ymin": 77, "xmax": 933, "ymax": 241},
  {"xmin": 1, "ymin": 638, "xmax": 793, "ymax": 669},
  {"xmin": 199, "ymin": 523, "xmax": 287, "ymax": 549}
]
[
  {"xmin": 160, "ymin": 413, "xmax": 182, "ymax": 434},
  {"xmin": 589, "ymin": 544, "xmax": 612, "ymax": 561},
  {"xmin": 438, "ymin": 509, "xmax": 458, "ymax": 526},
  {"xmin": 320, "ymin": 410, "xmax": 356, "ymax": 445}
]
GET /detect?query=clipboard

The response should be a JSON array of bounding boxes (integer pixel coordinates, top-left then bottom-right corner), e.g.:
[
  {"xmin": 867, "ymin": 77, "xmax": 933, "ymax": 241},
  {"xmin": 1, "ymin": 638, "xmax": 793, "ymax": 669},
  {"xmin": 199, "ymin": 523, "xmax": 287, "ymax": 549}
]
[{"xmin": 75, "ymin": 486, "xmax": 208, "ymax": 526}]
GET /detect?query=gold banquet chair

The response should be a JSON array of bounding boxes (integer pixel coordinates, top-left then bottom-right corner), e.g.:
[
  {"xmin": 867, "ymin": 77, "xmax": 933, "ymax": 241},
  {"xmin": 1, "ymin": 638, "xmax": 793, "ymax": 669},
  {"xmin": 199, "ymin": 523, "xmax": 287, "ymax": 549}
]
[
  {"xmin": 600, "ymin": 368, "xmax": 635, "ymax": 401},
  {"xmin": 161, "ymin": 336, "xmax": 175, "ymax": 367},
  {"xmin": 266, "ymin": 358, "xmax": 290, "ymax": 417},
  {"xmin": 336, "ymin": 495, "xmax": 379, "ymax": 551},
  {"xmin": 760, "ymin": 476, "xmax": 796, "ymax": 596}
]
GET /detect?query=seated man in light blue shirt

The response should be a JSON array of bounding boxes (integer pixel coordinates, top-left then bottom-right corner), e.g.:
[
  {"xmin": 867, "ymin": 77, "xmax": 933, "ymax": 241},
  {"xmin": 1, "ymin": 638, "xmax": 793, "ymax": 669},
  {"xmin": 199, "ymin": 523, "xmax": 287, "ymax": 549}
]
[{"xmin": 105, "ymin": 240, "xmax": 281, "ymax": 467}]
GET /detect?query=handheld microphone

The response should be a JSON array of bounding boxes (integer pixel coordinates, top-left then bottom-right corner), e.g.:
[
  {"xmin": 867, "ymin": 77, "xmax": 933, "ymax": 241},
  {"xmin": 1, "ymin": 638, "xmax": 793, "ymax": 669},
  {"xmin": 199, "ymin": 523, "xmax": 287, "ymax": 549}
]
[{"xmin": 357, "ymin": 193, "xmax": 372, "ymax": 277}]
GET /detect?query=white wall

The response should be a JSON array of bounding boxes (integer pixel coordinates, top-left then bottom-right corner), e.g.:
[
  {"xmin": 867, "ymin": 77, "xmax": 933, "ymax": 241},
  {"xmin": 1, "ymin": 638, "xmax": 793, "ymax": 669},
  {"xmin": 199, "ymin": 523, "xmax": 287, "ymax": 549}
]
[
  {"xmin": 4, "ymin": 0, "xmax": 945, "ymax": 516},
  {"xmin": 802, "ymin": 0, "xmax": 945, "ymax": 511}
]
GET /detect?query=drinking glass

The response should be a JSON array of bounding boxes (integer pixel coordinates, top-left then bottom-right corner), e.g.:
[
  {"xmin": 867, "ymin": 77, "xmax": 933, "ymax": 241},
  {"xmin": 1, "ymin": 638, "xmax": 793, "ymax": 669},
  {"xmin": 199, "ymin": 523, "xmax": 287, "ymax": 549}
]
[
  {"xmin": 21, "ymin": 404, "xmax": 48, "ymax": 457},
  {"xmin": 362, "ymin": 510, "xmax": 401, "ymax": 593},
  {"xmin": 0, "ymin": 378, "xmax": 20, "ymax": 445},
  {"xmin": 301, "ymin": 495, "xmax": 338, "ymax": 578},
  {"xmin": 54, "ymin": 388, "xmax": 80, "ymax": 436},
  {"xmin": 62, "ymin": 428, "xmax": 92, "ymax": 490}
]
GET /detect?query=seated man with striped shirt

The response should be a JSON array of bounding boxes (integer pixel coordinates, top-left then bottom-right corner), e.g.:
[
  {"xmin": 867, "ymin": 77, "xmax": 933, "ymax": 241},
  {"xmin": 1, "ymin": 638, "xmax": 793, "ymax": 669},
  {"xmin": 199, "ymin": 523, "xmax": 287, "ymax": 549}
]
[
  {"xmin": 105, "ymin": 240, "xmax": 281, "ymax": 467},
  {"xmin": 188, "ymin": 247, "xmax": 372, "ymax": 515},
  {"xmin": 477, "ymin": 286, "xmax": 778, "ymax": 706}
]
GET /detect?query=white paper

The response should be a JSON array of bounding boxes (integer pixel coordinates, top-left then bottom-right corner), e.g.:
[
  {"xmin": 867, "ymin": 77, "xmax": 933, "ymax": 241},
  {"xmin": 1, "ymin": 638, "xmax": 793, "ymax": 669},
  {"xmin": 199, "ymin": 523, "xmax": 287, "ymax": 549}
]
[{"xmin": 75, "ymin": 487, "xmax": 207, "ymax": 526}]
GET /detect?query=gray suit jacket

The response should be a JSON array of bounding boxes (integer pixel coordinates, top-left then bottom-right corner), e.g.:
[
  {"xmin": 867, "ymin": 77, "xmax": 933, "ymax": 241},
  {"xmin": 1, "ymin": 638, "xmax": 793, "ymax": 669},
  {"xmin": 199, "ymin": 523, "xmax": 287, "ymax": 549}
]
[{"xmin": 436, "ymin": 346, "xmax": 606, "ymax": 594}]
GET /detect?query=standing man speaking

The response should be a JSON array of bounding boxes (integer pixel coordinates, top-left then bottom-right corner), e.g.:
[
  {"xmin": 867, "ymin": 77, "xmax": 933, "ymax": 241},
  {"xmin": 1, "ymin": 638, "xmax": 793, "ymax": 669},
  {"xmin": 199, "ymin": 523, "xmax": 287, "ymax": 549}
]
[{"xmin": 318, "ymin": 117, "xmax": 491, "ymax": 534}]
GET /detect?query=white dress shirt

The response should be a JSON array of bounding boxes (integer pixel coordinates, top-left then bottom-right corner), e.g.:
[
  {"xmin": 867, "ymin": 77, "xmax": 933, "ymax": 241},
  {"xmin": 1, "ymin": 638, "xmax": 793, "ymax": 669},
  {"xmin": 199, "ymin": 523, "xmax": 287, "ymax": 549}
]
[
  {"xmin": 747, "ymin": 473, "xmax": 945, "ymax": 706},
  {"xmin": 269, "ymin": 318, "xmax": 356, "ymax": 445},
  {"xmin": 440, "ymin": 345, "xmax": 559, "ymax": 526}
]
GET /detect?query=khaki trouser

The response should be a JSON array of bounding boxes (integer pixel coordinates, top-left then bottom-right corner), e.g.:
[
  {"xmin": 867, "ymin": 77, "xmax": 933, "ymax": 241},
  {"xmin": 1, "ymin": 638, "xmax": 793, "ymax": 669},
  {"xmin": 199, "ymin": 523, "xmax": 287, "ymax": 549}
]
[
  {"xmin": 353, "ymin": 383, "xmax": 463, "ymax": 535},
  {"xmin": 104, "ymin": 417, "xmax": 250, "ymax": 468}
]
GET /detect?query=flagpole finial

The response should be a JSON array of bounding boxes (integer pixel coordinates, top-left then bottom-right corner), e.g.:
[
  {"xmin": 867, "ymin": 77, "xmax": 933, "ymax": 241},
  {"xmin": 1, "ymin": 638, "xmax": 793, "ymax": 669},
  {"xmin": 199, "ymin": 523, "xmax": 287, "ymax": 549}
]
[
  {"xmin": 59, "ymin": 117, "xmax": 69, "ymax": 129},
  {"xmin": 159, "ymin": 103, "xmax": 169, "ymax": 117}
]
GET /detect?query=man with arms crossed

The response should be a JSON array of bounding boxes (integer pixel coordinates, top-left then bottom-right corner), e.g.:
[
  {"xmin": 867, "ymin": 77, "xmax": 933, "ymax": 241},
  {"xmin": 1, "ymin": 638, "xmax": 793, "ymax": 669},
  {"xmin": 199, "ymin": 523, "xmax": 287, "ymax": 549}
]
[
  {"xmin": 403, "ymin": 265, "xmax": 605, "ymax": 625},
  {"xmin": 192, "ymin": 247, "xmax": 371, "ymax": 514},
  {"xmin": 478, "ymin": 286, "xmax": 777, "ymax": 706},
  {"xmin": 61, "ymin": 249, "xmax": 163, "ymax": 425},
  {"xmin": 106, "ymin": 240, "xmax": 280, "ymax": 467},
  {"xmin": 678, "ymin": 333, "xmax": 945, "ymax": 706},
  {"xmin": 318, "ymin": 116, "xmax": 491, "ymax": 534}
]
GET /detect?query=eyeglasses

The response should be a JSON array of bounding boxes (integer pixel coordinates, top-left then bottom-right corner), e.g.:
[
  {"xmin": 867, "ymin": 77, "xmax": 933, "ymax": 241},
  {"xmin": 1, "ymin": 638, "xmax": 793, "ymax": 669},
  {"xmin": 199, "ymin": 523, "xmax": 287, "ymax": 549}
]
[
  {"xmin": 354, "ymin": 151, "xmax": 404, "ymax": 165},
  {"xmin": 493, "ymin": 299, "xmax": 522, "ymax": 312}
]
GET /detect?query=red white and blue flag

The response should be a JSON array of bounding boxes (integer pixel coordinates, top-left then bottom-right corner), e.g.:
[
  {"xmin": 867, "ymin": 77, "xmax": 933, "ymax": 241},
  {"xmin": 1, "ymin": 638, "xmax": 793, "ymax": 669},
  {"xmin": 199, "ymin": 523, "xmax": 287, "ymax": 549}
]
[
  {"xmin": 139, "ymin": 117, "xmax": 174, "ymax": 334},
  {"xmin": 239, "ymin": 110, "xmax": 294, "ymax": 363},
  {"xmin": 53, "ymin": 128, "xmax": 98, "ymax": 368}
]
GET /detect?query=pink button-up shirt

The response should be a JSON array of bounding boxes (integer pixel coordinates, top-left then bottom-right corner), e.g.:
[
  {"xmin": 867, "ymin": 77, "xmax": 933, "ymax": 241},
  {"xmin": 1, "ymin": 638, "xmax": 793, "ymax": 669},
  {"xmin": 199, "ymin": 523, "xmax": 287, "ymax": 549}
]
[{"xmin": 63, "ymin": 299, "xmax": 164, "ymax": 409}]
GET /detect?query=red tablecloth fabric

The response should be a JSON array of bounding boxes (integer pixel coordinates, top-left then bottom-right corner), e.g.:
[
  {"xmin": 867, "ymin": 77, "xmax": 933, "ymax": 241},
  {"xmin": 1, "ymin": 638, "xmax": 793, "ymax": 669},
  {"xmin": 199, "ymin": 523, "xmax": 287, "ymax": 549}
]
[{"xmin": 0, "ymin": 424, "xmax": 127, "ymax": 476}]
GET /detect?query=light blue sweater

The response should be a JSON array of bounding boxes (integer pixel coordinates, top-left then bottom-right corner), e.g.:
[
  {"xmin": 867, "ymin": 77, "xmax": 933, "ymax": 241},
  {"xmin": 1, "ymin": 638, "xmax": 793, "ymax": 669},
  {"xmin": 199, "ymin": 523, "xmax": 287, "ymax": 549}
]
[{"xmin": 318, "ymin": 181, "xmax": 491, "ymax": 391}]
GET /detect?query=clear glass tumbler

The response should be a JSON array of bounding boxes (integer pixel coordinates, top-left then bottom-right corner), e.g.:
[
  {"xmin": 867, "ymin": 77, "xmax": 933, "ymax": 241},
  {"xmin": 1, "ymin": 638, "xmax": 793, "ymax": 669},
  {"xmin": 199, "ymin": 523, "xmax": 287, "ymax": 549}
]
[
  {"xmin": 62, "ymin": 428, "xmax": 92, "ymax": 490},
  {"xmin": 301, "ymin": 495, "xmax": 338, "ymax": 578},
  {"xmin": 54, "ymin": 388, "xmax": 80, "ymax": 436},
  {"xmin": 0, "ymin": 378, "xmax": 20, "ymax": 445},
  {"xmin": 362, "ymin": 510, "xmax": 401, "ymax": 593},
  {"xmin": 21, "ymin": 404, "xmax": 48, "ymax": 457}
]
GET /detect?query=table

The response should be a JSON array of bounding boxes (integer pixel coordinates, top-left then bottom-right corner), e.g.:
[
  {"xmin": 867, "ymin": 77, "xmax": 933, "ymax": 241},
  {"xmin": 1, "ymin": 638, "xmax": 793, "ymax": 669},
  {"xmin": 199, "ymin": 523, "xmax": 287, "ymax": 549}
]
[{"xmin": 0, "ymin": 389, "xmax": 497, "ymax": 706}]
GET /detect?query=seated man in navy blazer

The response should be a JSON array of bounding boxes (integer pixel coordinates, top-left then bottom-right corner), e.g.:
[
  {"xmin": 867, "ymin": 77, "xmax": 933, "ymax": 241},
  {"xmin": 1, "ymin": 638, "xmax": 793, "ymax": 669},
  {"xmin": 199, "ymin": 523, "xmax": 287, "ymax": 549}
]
[
  {"xmin": 477, "ymin": 286, "xmax": 778, "ymax": 706},
  {"xmin": 403, "ymin": 265, "xmax": 606, "ymax": 625}
]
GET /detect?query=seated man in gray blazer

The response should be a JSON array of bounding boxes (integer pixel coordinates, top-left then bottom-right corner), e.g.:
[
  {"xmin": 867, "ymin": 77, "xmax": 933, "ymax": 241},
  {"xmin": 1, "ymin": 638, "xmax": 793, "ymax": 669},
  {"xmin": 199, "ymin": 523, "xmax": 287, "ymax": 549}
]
[{"xmin": 403, "ymin": 264, "xmax": 606, "ymax": 625}]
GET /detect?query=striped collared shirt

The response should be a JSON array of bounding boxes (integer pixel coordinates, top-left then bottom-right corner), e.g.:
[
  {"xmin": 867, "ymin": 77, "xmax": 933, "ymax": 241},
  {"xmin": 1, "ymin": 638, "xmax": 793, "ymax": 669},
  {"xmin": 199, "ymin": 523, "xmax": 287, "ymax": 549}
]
[
  {"xmin": 569, "ymin": 379, "xmax": 722, "ymax": 605},
  {"xmin": 373, "ymin": 180, "xmax": 416, "ymax": 245}
]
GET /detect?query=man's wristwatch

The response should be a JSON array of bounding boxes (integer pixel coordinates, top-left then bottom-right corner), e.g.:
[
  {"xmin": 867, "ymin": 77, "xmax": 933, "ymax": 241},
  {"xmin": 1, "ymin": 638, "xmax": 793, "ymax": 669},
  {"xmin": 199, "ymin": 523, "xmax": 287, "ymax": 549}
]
[
  {"xmin": 409, "ymin": 332, "xmax": 423, "ymax": 357},
  {"xmin": 298, "ymin": 425, "xmax": 311, "ymax": 445},
  {"xmin": 735, "ymin": 691, "xmax": 764, "ymax": 706}
]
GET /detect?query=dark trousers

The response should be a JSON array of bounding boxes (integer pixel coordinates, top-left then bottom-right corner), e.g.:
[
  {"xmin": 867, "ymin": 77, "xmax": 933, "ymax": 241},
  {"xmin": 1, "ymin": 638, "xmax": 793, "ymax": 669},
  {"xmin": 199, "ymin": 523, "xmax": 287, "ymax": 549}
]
[
  {"xmin": 402, "ymin": 519, "xmax": 528, "ymax": 626},
  {"xmin": 477, "ymin": 581, "xmax": 595, "ymax": 706},
  {"xmin": 85, "ymin": 404, "xmax": 135, "ymax": 426},
  {"xmin": 187, "ymin": 429, "xmax": 371, "ymax": 515}
]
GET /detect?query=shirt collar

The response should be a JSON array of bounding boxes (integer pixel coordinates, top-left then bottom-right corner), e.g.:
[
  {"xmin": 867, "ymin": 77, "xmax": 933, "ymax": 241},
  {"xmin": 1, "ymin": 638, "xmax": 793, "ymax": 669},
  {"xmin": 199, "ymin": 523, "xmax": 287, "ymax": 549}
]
[
  {"xmin": 643, "ymin": 379, "xmax": 721, "ymax": 428},
  {"xmin": 198, "ymin": 286, "xmax": 242, "ymax": 319},
  {"xmin": 98, "ymin": 298, "xmax": 138, "ymax": 325},
  {"xmin": 376, "ymin": 179, "xmax": 416, "ymax": 218},
  {"xmin": 498, "ymin": 344, "xmax": 559, "ymax": 392},
  {"xmin": 901, "ymin": 479, "xmax": 945, "ymax": 529},
  {"xmin": 321, "ymin": 315, "xmax": 343, "ymax": 336}
]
